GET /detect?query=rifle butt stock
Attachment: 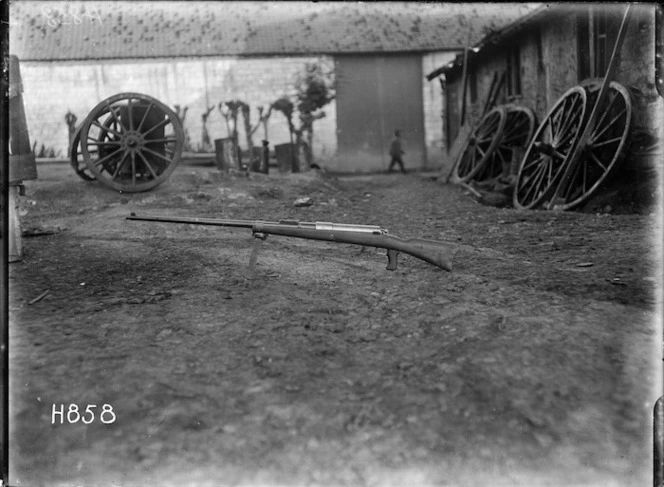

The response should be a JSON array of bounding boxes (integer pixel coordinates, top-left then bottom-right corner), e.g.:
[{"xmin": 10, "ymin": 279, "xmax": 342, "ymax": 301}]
[
  {"xmin": 383, "ymin": 236, "xmax": 454, "ymax": 271},
  {"xmin": 259, "ymin": 226, "xmax": 454, "ymax": 271}
]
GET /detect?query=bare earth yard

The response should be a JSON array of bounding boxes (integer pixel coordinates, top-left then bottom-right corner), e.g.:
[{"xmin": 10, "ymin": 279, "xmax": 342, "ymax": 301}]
[{"xmin": 8, "ymin": 161, "xmax": 662, "ymax": 486}]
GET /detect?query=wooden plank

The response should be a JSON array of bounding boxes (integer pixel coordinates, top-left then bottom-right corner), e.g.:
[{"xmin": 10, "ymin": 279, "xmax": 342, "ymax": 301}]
[
  {"xmin": 459, "ymin": 42, "xmax": 470, "ymax": 126},
  {"xmin": 481, "ymin": 72, "xmax": 499, "ymax": 118},
  {"xmin": 483, "ymin": 71, "xmax": 506, "ymax": 118}
]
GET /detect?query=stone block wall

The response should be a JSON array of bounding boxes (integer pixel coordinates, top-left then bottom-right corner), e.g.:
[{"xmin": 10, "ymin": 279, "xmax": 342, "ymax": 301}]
[
  {"xmin": 20, "ymin": 52, "xmax": 448, "ymax": 171},
  {"xmin": 19, "ymin": 55, "xmax": 338, "ymax": 161}
]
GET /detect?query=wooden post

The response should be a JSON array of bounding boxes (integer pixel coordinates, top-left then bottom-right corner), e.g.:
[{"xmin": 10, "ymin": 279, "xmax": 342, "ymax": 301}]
[
  {"xmin": 214, "ymin": 137, "xmax": 240, "ymax": 172},
  {"xmin": 459, "ymin": 46, "xmax": 470, "ymax": 126},
  {"xmin": 261, "ymin": 140, "xmax": 270, "ymax": 174},
  {"xmin": 275, "ymin": 143, "xmax": 296, "ymax": 173},
  {"xmin": 9, "ymin": 55, "xmax": 38, "ymax": 262},
  {"xmin": 8, "ymin": 186, "xmax": 22, "ymax": 263}
]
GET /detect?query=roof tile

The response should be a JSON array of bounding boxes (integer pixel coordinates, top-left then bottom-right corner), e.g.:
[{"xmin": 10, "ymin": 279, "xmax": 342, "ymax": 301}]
[{"xmin": 10, "ymin": 1, "xmax": 539, "ymax": 61}]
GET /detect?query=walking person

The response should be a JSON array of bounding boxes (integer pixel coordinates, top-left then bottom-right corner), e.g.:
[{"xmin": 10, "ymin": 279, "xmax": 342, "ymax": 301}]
[{"xmin": 388, "ymin": 130, "xmax": 407, "ymax": 174}]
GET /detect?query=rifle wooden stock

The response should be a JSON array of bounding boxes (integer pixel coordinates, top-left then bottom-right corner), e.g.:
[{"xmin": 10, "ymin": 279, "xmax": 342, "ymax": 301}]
[
  {"xmin": 127, "ymin": 213, "xmax": 454, "ymax": 271},
  {"xmin": 254, "ymin": 223, "xmax": 453, "ymax": 271}
]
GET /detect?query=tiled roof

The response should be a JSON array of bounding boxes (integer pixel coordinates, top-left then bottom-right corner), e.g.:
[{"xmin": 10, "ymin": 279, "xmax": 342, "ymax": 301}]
[{"xmin": 9, "ymin": 1, "xmax": 540, "ymax": 61}]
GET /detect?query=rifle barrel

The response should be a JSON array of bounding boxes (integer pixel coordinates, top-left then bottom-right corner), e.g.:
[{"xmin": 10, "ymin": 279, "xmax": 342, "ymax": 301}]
[
  {"xmin": 127, "ymin": 213, "xmax": 256, "ymax": 228},
  {"xmin": 127, "ymin": 214, "xmax": 384, "ymax": 233}
]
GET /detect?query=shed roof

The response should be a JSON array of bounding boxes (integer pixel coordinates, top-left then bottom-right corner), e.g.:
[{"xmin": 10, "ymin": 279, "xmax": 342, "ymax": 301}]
[
  {"xmin": 10, "ymin": 1, "xmax": 540, "ymax": 61},
  {"xmin": 429, "ymin": 3, "xmax": 643, "ymax": 79}
]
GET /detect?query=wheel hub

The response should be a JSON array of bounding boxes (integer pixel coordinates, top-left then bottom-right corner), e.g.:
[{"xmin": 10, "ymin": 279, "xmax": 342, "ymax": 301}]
[
  {"xmin": 533, "ymin": 141, "xmax": 556, "ymax": 156},
  {"xmin": 122, "ymin": 131, "xmax": 144, "ymax": 151}
]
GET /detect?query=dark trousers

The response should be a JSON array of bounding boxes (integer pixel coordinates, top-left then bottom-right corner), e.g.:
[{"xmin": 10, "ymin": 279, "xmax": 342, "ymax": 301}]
[{"xmin": 388, "ymin": 156, "xmax": 406, "ymax": 173}]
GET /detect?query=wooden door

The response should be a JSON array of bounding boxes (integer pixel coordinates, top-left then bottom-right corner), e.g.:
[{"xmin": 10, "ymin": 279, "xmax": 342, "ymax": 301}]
[{"xmin": 335, "ymin": 54, "xmax": 426, "ymax": 172}]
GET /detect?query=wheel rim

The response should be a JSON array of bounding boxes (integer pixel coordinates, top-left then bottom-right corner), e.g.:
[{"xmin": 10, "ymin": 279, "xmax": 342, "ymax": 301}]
[
  {"xmin": 473, "ymin": 105, "xmax": 536, "ymax": 182},
  {"xmin": 80, "ymin": 93, "xmax": 184, "ymax": 193},
  {"xmin": 546, "ymin": 81, "xmax": 632, "ymax": 210},
  {"xmin": 451, "ymin": 107, "xmax": 508, "ymax": 183},
  {"xmin": 69, "ymin": 127, "xmax": 96, "ymax": 181},
  {"xmin": 513, "ymin": 86, "xmax": 588, "ymax": 210}
]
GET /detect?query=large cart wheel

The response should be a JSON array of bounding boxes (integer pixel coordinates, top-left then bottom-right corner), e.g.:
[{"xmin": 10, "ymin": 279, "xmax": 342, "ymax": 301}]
[
  {"xmin": 451, "ymin": 106, "xmax": 508, "ymax": 183},
  {"xmin": 69, "ymin": 126, "xmax": 95, "ymax": 181},
  {"xmin": 513, "ymin": 86, "xmax": 588, "ymax": 210},
  {"xmin": 79, "ymin": 93, "xmax": 184, "ymax": 193},
  {"xmin": 472, "ymin": 105, "xmax": 536, "ymax": 182},
  {"xmin": 69, "ymin": 114, "xmax": 120, "ymax": 182},
  {"xmin": 544, "ymin": 80, "xmax": 632, "ymax": 210}
]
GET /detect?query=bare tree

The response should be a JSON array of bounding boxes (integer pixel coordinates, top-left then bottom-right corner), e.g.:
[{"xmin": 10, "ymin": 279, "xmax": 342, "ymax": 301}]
[
  {"xmin": 65, "ymin": 110, "xmax": 78, "ymax": 148},
  {"xmin": 174, "ymin": 105, "xmax": 192, "ymax": 151},
  {"xmin": 201, "ymin": 105, "xmax": 214, "ymax": 151}
]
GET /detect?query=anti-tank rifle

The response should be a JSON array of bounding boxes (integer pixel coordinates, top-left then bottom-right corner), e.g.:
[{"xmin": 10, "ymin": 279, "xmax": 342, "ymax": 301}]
[{"xmin": 127, "ymin": 213, "xmax": 455, "ymax": 272}]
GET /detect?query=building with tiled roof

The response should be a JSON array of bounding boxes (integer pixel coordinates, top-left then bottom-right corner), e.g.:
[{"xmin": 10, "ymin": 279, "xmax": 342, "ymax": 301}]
[
  {"xmin": 10, "ymin": 2, "xmax": 537, "ymax": 60},
  {"xmin": 10, "ymin": 1, "xmax": 540, "ymax": 172}
]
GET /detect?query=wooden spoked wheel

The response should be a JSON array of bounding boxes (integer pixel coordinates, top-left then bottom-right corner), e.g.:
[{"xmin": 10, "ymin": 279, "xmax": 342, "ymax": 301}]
[
  {"xmin": 544, "ymin": 81, "xmax": 632, "ymax": 210},
  {"xmin": 69, "ymin": 126, "xmax": 96, "ymax": 181},
  {"xmin": 451, "ymin": 107, "xmax": 508, "ymax": 183},
  {"xmin": 79, "ymin": 93, "xmax": 184, "ymax": 193},
  {"xmin": 513, "ymin": 86, "xmax": 588, "ymax": 210},
  {"xmin": 472, "ymin": 105, "xmax": 537, "ymax": 182},
  {"xmin": 69, "ymin": 114, "xmax": 121, "ymax": 182}
]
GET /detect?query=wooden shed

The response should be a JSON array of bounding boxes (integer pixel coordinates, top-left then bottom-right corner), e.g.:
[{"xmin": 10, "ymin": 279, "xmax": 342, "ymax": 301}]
[{"xmin": 431, "ymin": 3, "xmax": 663, "ymax": 206}]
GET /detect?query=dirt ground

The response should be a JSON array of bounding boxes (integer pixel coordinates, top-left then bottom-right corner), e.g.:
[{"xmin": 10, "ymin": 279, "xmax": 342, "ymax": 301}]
[{"xmin": 7, "ymin": 160, "xmax": 662, "ymax": 486}]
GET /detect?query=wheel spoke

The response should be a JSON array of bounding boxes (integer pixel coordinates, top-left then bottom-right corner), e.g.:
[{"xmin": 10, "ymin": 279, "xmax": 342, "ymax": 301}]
[
  {"xmin": 589, "ymin": 136, "xmax": 623, "ymax": 149},
  {"xmin": 588, "ymin": 152, "xmax": 608, "ymax": 172},
  {"xmin": 136, "ymin": 150, "xmax": 159, "ymax": 179},
  {"xmin": 522, "ymin": 163, "xmax": 548, "ymax": 202},
  {"xmin": 91, "ymin": 120, "xmax": 123, "ymax": 138},
  {"xmin": 558, "ymin": 100, "xmax": 582, "ymax": 135},
  {"xmin": 522, "ymin": 153, "xmax": 546, "ymax": 172},
  {"xmin": 592, "ymin": 95, "xmax": 614, "ymax": 129},
  {"xmin": 550, "ymin": 106, "xmax": 564, "ymax": 135},
  {"xmin": 144, "ymin": 137, "xmax": 179, "ymax": 144},
  {"xmin": 559, "ymin": 164, "xmax": 582, "ymax": 200},
  {"xmin": 131, "ymin": 152, "xmax": 136, "ymax": 186},
  {"xmin": 522, "ymin": 158, "xmax": 547, "ymax": 190},
  {"xmin": 552, "ymin": 149, "xmax": 568, "ymax": 160},
  {"xmin": 502, "ymin": 132, "xmax": 525, "ymax": 144},
  {"xmin": 458, "ymin": 150, "xmax": 475, "ymax": 175},
  {"xmin": 92, "ymin": 147, "xmax": 123, "ymax": 168},
  {"xmin": 555, "ymin": 103, "xmax": 582, "ymax": 140},
  {"xmin": 478, "ymin": 117, "xmax": 498, "ymax": 137},
  {"xmin": 141, "ymin": 146, "xmax": 174, "ymax": 165},
  {"xmin": 136, "ymin": 102, "xmax": 154, "ymax": 132},
  {"xmin": 495, "ymin": 149, "xmax": 507, "ymax": 166},
  {"xmin": 556, "ymin": 129, "xmax": 577, "ymax": 148},
  {"xmin": 591, "ymin": 108, "xmax": 626, "ymax": 141},
  {"xmin": 111, "ymin": 151, "xmax": 130, "ymax": 180},
  {"xmin": 87, "ymin": 139, "xmax": 122, "ymax": 146},
  {"xmin": 127, "ymin": 98, "xmax": 134, "ymax": 131},
  {"xmin": 141, "ymin": 117, "xmax": 170, "ymax": 138},
  {"xmin": 582, "ymin": 158, "xmax": 588, "ymax": 192},
  {"xmin": 105, "ymin": 101, "xmax": 127, "ymax": 131}
]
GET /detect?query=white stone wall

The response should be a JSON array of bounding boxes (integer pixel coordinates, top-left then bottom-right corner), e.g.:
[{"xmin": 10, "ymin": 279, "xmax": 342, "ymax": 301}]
[
  {"xmin": 20, "ymin": 52, "xmax": 449, "ymax": 170},
  {"xmin": 19, "ymin": 55, "xmax": 338, "ymax": 160}
]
